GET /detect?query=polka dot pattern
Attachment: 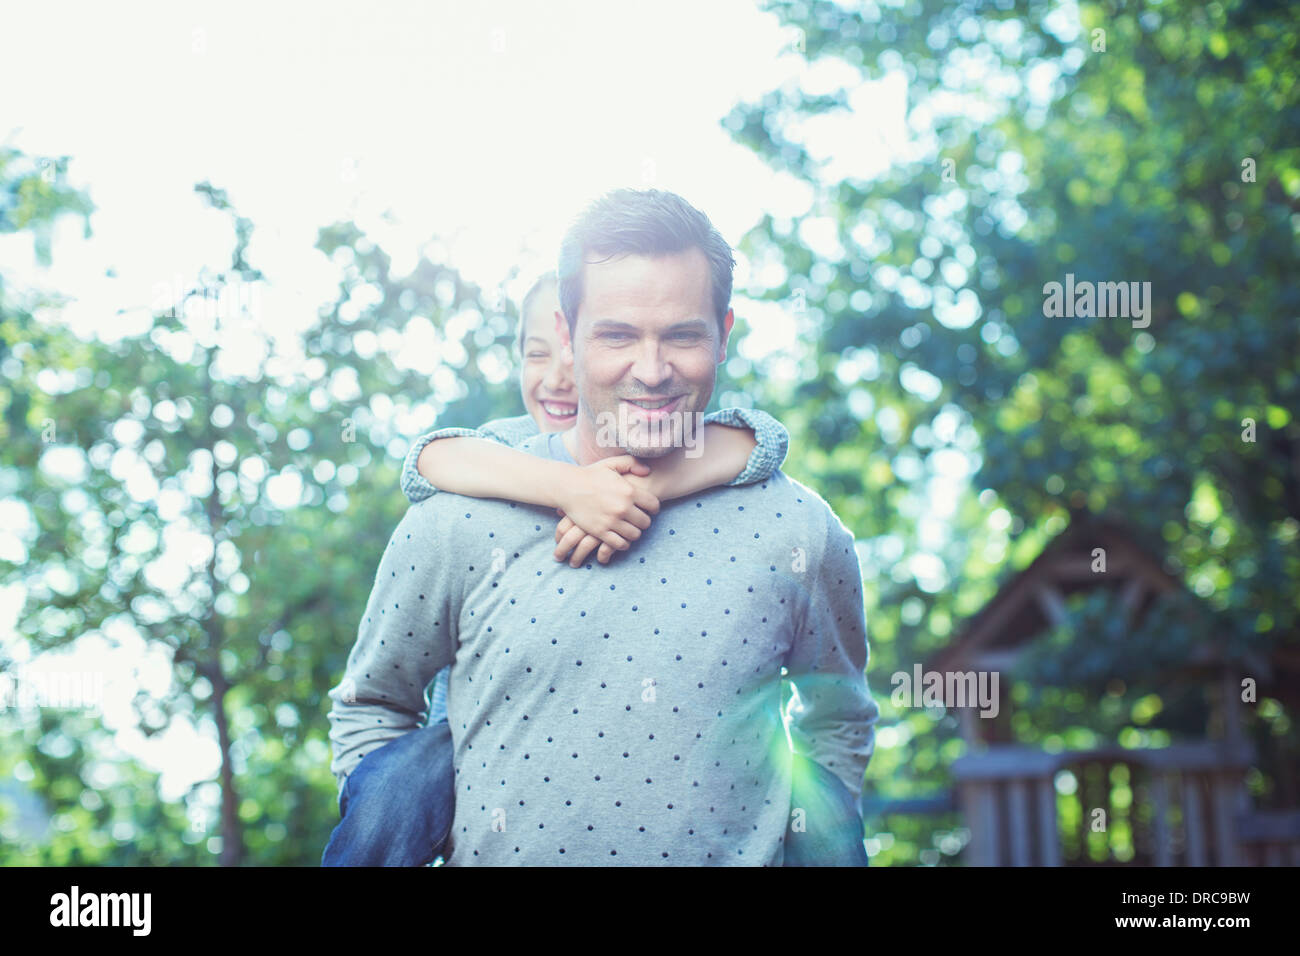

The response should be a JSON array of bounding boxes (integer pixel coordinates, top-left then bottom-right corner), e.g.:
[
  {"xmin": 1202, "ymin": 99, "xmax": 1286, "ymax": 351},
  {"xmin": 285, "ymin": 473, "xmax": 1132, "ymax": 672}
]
[{"xmin": 328, "ymin": 431, "xmax": 877, "ymax": 865}]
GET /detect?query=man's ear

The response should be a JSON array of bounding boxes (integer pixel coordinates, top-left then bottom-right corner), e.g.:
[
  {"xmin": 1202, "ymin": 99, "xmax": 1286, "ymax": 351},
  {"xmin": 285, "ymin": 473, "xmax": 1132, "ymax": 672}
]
[
  {"xmin": 555, "ymin": 309, "xmax": 574, "ymax": 363},
  {"xmin": 716, "ymin": 308, "xmax": 735, "ymax": 364}
]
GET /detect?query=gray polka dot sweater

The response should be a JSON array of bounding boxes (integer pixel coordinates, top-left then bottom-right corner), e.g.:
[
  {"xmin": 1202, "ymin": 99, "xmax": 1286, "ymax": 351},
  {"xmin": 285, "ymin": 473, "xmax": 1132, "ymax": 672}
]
[
  {"xmin": 327, "ymin": 430, "xmax": 877, "ymax": 865},
  {"xmin": 403, "ymin": 407, "xmax": 791, "ymax": 723}
]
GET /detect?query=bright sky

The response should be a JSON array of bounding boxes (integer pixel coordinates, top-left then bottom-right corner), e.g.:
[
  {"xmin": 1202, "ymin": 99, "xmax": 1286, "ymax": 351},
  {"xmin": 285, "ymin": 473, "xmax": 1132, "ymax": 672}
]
[
  {"xmin": 0, "ymin": 0, "xmax": 912, "ymax": 346},
  {"xmin": 0, "ymin": 0, "xmax": 969, "ymax": 826}
]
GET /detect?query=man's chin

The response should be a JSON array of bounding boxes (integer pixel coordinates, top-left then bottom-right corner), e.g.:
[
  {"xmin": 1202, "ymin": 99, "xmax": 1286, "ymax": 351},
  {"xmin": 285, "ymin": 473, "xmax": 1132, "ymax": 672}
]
[
  {"xmin": 623, "ymin": 442, "xmax": 676, "ymax": 459},
  {"xmin": 620, "ymin": 423, "xmax": 688, "ymax": 458},
  {"xmin": 590, "ymin": 405, "xmax": 702, "ymax": 457}
]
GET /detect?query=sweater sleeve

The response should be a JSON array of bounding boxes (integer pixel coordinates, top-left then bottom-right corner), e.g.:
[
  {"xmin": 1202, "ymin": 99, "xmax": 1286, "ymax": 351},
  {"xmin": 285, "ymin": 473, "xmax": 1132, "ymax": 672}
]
[
  {"xmin": 700, "ymin": 407, "xmax": 789, "ymax": 487},
  {"xmin": 400, "ymin": 414, "xmax": 539, "ymax": 504},
  {"xmin": 326, "ymin": 498, "xmax": 460, "ymax": 793},
  {"xmin": 783, "ymin": 506, "xmax": 877, "ymax": 803}
]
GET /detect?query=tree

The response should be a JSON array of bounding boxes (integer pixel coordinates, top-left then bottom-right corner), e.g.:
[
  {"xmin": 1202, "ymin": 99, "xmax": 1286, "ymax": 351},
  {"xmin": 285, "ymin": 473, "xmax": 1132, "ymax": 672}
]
[
  {"xmin": 723, "ymin": 0, "xmax": 1299, "ymax": 862},
  {"xmin": 2, "ymin": 167, "xmax": 520, "ymax": 863}
]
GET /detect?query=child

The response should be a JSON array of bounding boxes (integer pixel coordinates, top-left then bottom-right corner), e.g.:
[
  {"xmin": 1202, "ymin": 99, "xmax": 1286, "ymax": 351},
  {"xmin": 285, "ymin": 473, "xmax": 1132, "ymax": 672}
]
[
  {"xmin": 401, "ymin": 270, "xmax": 788, "ymax": 568},
  {"xmin": 322, "ymin": 273, "xmax": 865, "ymax": 866}
]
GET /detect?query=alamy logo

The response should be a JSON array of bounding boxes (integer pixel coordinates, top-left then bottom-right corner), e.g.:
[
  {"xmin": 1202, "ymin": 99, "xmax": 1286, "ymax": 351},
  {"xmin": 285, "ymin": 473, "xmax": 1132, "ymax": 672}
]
[
  {"xmin": 593, "ymin": 407, "xmax": 705, "ymax": 458},
  {"xmin": 891, "ymin": 664, "xmax": 1000, "ymax": 718},
  {"xmin": 0, "ymin": 669, "xmax": 103, "ymax": 711},
  {"xmin": 1042, "ymin": 273, "xmax": 1151, "ymax": 328},
  {"xmin": 151, "ymin": 274, "xmax": 261, "ymax": 323},
  {"xmin": 49, "ymin": 886, "xmax": 151, "ymax": 936}
]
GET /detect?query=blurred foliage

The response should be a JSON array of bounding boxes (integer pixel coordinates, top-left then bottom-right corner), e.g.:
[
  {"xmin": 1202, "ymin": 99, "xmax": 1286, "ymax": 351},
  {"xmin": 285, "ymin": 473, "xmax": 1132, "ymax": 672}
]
[
  {"xmin": 2, "ymin": 0, "xmax": 1298, "ymax": 867},
  {"xmin": 723, "ymin": 0, "xmax": 1299, "ymax": 864},
  {"xmin": 1, "ymin": 159, "xmax": 520, "ymax": 863}
]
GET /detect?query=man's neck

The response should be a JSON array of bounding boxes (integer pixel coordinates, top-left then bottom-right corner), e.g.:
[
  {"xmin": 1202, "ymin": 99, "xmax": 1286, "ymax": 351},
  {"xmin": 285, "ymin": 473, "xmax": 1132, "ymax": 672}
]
[
  {"xmin": 563, "ymin": 423, "xmax": 628, "ymax": 466},
  {"xmin": 563, "ymin": 422, "xmax": 691, "ymax": 471}
]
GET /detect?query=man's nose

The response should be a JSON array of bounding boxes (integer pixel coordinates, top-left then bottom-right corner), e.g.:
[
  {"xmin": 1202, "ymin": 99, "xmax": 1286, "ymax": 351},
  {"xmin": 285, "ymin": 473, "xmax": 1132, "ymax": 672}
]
[{"xmin": 630, "ymin": 338, "xmax": 671, "ymax": 390}]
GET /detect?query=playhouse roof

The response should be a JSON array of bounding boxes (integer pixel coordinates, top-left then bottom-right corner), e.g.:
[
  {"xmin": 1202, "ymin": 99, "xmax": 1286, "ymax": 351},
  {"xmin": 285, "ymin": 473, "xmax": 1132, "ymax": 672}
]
[{"xmin": 925, "ymin": 511, "xmax": 1217, "ymax": 676}]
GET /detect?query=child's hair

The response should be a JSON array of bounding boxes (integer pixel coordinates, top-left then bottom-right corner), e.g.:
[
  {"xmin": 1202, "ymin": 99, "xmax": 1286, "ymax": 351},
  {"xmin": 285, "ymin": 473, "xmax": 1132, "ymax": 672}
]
[{"xmin": 515, "ymin": 271, "xmax": 558, "ymax": 357}]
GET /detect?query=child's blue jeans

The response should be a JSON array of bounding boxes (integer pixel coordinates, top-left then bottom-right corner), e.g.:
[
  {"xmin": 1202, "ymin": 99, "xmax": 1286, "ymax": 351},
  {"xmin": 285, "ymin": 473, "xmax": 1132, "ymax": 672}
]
[{"xmin": 322, "ymin": 719, "xmax": 868, "ymax": 866}]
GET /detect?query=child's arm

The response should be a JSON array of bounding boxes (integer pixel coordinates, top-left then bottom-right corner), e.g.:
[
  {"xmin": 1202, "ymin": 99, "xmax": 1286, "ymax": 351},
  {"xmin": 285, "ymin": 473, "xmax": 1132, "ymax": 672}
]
[
  {"xmin": 418, "ymin": 436, "xmax": 660, "ymax": 552},
  {"xmin": 401, "ymin": 416, "xmax": 660, "ymax": 557},
  {"xmin": 400, "ymin": 415, "xmax": 538, "ymax": 504},
  {"xmin": 638, "ymin": 424, "xmax": 756, "ymax": 500},
  {"xmin": 643, "ymin": 407, "xmax": 790, "ymax": 499},
  {"xmin": 553, "ymin": 408, "xmax": 790, "ymax": 566}
]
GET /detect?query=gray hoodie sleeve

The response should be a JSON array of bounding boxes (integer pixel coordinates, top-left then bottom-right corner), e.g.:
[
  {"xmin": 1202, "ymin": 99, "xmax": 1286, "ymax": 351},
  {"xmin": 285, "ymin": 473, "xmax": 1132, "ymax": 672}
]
[
  {"xmin": 326, "ymin": 498, "xmax": 460, "ymax": 793},
  {"xmin": 783, "ymin": 505, "xmax": 878, "ymax": 802}
]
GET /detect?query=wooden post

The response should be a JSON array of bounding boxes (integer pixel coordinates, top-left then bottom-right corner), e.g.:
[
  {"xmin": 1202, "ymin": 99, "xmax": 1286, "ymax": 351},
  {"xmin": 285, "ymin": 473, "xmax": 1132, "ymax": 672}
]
[
  {"xmin": 1211, "ymin": 772, "xmax": 1240, "ymax": 866},
  {"xmin": 1118, "ymin": 576, "xmax": 1145, "ymax": 624},
  {"xmin": 1152, "ymin": 773, "xmax": 1173, "ymax": 866},
  {"xmin": 1183, "ymin": 774, "xmax": 1208, "ymax": 867},
  {"xmin": 1008, "ymin": 779, "xmax": 1031, "ymax": 865},
  {"xmin": 1034, "ymin": 584, "xmax": 1070, "ymax": 629},
  {"xmin": 959, "ymin": 705, "xmax": 980, "ymax": 750},
  {"xmin": 1037, "ymin": 776, "xmax": 1061, "ymax": 866},
  {"xmin": 1219, "ymin": 671, "xmax": 1242, "ymax": 745},
  {"xmin": 966, "ymin": 780, "xmax": 1000, "ymax": 866}
]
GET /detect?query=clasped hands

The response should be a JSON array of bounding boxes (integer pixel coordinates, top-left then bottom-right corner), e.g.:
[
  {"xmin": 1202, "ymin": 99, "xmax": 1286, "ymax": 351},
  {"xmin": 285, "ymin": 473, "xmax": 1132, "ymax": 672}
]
[{"xmin": 551, "ymin": 456, "xmax": 661, "ymax": 567}]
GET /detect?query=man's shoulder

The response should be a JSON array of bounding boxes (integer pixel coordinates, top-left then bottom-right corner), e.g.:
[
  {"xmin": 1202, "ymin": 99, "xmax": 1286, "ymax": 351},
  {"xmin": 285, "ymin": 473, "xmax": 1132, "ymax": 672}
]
[
  {"xmin": 395, "ymin": 493, "xmax": 548, "ymax": 570},
  {"xmin": 514, "ymin": 431, "xmax": 551, "ymax": 456},
  {"xmin": 704, "ymin": 468, "xmax": 850, "ymax": 543},
  {"xmin": 481, "ymin": 414, "xmax": 540, "ymax": 444},
  {"xmin": 764, "ymin": 473, "xmax": 859, "ymax": 573},
  {"xmin": 716, "ymin": 466, "xmax": 831, "ymax": 508},
  {"xmin": 402, "ymin": 480, "xmax": 544, "ymax": 529}
]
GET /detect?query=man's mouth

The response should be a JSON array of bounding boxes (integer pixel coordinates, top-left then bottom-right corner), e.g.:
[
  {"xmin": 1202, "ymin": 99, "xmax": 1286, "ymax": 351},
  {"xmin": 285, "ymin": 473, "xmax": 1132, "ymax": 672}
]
[
  {"xmin": 622, "ymin": 395, "xmax": 683, "ymax": 422},
  {"xmin": 540, "ymin": 400, "xmax": 577, "ymax": 421}
]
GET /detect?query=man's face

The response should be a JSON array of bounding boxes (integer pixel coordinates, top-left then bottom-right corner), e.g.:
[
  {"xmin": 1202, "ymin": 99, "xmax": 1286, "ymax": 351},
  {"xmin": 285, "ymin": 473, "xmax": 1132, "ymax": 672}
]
[
  {"xmin": 518, "ymin": 283, "xmax": 578, "ymax": 431},
  {"xmin": 559, "ymin": 248, "xmax": 733, "ymax": 459}
]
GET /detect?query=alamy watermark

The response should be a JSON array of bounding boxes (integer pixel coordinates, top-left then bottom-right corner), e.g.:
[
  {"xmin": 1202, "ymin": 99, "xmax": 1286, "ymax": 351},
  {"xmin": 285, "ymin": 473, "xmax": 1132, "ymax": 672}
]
[
  {"xmin": 891, "ymin": 664, "xmax": 1000, "ymax": 718},
  {"xmin": 593, "ymin": 406, "xmax": 705, "ymax": 458},
  {"xmin": 49, "ymin": 886, "xmax": 151, "ymax": 936},
  {"xmin": 1042, "ymin": 273, "xmax": 1151, "ymax": 328},
  {"xmin": 0, "ymin": 668, "xmax": 105, "ymax": 712},
  {"xmin": 151, "ymin": 274, "xmax": 262, "ymax": 323}
]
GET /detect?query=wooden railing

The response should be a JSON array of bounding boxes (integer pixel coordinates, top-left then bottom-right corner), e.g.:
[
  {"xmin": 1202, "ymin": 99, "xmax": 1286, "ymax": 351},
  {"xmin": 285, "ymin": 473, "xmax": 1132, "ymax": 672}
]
[
  {"xmin": 1235, "ymin": 810, "xmax": 1300, "ymax": 866},
  {"xmin": 948, "ymin": 742, "xmax": 1296, "ymax": 866}
]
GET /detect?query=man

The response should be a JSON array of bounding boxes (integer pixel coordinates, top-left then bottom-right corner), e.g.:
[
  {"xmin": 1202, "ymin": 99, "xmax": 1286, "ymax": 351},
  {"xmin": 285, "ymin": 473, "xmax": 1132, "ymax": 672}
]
[
  {"xmin": 320, "ymin": 271, "xmax": 790, "ymax": 867},
  {"xmin": 327, "ymin": 188, "xmax": 877, "ymax": 865}
]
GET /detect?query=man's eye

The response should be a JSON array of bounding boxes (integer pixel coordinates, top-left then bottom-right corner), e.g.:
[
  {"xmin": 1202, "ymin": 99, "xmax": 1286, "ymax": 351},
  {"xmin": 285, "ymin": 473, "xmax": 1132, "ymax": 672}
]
[
  {"xmin": 602, "ymin": 332, "xmax": 632, "ymax": 341},
  {"xmin": 670, "ymin": 332, "xmax": 702, "ymax": 341},
  {"xmin": 527, "ymin": 352, "xmax": 549, "ymax": 359}
]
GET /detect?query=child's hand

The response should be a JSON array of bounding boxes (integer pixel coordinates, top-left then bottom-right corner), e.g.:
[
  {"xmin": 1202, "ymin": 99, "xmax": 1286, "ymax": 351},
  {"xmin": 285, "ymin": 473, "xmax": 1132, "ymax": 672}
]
[
  {"xmin": 553, "ymin": 515, "xmax": 618, "ymax": 567},
  {"xmin": 553, "ymin": 464, "xmax": 665, "ymax": 566},
  {"xmin": 551, "ymin": 455, "xmax": 660, "ymax": 562}
]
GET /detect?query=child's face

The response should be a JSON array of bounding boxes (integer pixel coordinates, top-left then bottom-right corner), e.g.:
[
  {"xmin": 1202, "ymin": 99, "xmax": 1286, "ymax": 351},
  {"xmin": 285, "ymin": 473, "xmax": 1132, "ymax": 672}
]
[{"xmin": 519, "ymin": 285, "xmax": 578, "ymax": 431}]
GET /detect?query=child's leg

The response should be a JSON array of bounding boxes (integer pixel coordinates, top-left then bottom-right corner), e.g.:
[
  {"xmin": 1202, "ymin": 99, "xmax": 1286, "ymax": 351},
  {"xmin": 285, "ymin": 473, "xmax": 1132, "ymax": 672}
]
[
  {"xmin": 783, "ymin": 752, "xmax": 869, "ymax": 867},
  {"xmin": 321, "ymin": 719, "xmax": 455, "ymax": 866}
]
